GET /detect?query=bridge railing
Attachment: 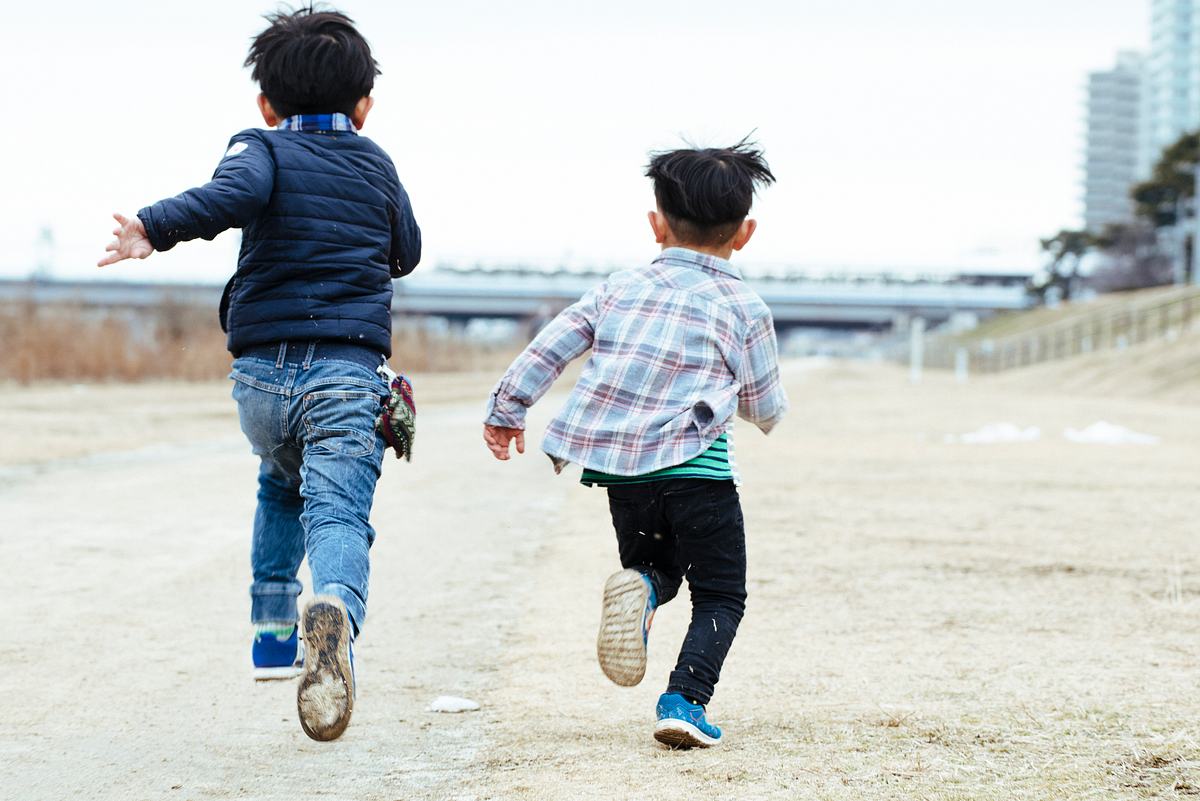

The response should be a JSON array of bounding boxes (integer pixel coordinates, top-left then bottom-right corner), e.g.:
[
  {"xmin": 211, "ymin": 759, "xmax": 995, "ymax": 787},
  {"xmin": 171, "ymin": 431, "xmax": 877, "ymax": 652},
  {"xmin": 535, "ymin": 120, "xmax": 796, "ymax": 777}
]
[{"xmin": 916, "ymin": 285, "xmax": 1200, "ymax": 374}]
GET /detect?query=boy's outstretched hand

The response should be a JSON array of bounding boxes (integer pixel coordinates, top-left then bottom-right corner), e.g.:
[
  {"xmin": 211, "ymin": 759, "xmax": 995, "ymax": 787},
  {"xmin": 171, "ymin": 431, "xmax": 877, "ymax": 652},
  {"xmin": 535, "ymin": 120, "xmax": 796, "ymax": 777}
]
[
  {"xmin": 483, "ymin": 424, "xmax": 525, "ymax": 461},
  {"xmin": 98, "ymin": 213, "xmax": 154, "ymax": 267}
]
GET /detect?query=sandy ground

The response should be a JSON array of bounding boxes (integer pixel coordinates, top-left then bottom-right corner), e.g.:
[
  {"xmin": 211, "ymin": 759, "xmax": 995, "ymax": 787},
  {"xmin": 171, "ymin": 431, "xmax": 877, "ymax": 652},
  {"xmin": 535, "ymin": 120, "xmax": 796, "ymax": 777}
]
[{"xmin": 1, "ymin": 360, "xmax": 1199, "ymax": 801}]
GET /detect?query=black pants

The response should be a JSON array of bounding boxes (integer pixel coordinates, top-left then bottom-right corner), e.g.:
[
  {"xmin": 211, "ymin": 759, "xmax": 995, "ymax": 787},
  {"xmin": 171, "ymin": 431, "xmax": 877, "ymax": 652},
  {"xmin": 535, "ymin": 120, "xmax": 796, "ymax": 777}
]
[{"xmin": 606, "ymin": 478, "xmax": 747, "ymax": 706}]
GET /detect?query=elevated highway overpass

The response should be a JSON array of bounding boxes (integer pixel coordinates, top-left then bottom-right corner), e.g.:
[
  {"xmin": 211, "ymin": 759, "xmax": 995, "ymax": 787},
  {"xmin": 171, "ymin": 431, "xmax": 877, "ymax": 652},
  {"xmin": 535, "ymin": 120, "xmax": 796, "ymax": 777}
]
[
  {"xmin": 393, "ymin": 268, "xmax": 1032, "ymax": 329},
  {"xmin": 0, "ymin": 267, "xmax": 1033, "ymax": 331}
]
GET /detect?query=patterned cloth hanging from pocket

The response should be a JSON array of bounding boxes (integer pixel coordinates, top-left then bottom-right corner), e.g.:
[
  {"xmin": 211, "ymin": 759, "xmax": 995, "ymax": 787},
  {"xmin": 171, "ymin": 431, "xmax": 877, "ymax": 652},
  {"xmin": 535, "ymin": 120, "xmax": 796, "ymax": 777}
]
[{"xmin": 376, "ymin": 373, "xmax": 416, "ymax": 461}]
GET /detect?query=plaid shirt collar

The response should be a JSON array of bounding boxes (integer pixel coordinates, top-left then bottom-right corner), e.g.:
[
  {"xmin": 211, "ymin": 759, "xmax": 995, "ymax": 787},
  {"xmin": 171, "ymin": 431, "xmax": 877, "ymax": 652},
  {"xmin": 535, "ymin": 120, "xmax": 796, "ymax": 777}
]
[
  {"xmin": 276, "ymin": 113, "xmax": 358, "ymax": 134},
  {"xmin": 653, "ymin": 247, "xmax": 743, "ymax": 280}
]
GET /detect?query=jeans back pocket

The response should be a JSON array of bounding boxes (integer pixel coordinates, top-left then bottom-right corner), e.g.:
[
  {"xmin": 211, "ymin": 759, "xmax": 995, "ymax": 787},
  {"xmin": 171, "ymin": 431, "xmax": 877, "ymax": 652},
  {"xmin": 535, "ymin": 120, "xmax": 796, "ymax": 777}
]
[{"xmin": 302, "ymin": 389, "xmax": 381, "ymax": 457}]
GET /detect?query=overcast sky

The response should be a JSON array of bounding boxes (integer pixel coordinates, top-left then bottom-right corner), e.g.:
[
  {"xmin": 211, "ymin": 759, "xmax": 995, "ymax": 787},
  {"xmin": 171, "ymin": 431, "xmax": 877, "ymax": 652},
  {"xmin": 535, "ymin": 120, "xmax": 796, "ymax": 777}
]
[{"xmin": 2, "ymin": 0, "xmax": 1147, "ymax": 282}]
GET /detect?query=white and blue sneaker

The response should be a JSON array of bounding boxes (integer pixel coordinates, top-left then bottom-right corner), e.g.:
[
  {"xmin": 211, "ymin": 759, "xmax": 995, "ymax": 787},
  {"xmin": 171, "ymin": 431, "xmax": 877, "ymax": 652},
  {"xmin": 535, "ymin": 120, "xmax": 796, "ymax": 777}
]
[
  {"xmin": 297, "ymin": 595, "xmax": 356, "ymax": 741},
  {"xmin": 597, "ymin": 568, "xmax": 657, "ymax": 686},
  {"xmin": 252, "ymin": 625, "xmax": 304, "ymax": 681},
  {"xmin": 654, "ymin": 692, "xmax": 722, "ymax": 749}
]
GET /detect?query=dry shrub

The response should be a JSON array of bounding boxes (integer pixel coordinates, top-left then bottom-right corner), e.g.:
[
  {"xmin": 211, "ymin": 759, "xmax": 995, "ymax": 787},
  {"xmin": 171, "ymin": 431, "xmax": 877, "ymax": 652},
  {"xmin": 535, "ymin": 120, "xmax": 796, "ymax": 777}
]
[
  {"xmin": 0, "ymin": 299, "xmax": 229, "ymax": 383},
  {"xmin": 389, "ymin": 318, "xmax": 522, "ymax": 374},
  {"xmin": 0, "ymin": 300, "xmax": 521, "ymax": 384}
]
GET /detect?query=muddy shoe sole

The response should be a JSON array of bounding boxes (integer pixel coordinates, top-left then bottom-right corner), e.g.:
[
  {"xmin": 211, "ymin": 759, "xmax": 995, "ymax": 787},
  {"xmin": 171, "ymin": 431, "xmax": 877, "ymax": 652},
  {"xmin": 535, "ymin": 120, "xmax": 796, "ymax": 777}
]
[
  {"xmin": 653, "ymin": 719, "xmax": 720, "ymax": 749},
  {"xmin": 297, "ymin": 596, "xmax": 354, "ymax": 741},
  {"xmin": 597, "ymin": 569, "xmax": 650, "ymax": 687}
]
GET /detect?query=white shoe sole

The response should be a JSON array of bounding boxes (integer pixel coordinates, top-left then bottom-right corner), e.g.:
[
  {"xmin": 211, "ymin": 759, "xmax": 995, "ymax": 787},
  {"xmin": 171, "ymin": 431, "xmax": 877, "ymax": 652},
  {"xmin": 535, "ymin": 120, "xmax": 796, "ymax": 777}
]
[
  {"xmin": 253, "ymin": 665, "xmax": 304, "ymax": 681},
  {"xmin": 297, "ymin": 596, "xmax": 354, "ymax": 741},
  {"xmin": 253, "ymin": 641, "xmax": 305, "ymax": 681},
  {"xmin": 597, "ymin": 569, "xmax": 650, "ymax": 687},
  {"xmin": 654, "ymin": 719, "xmax": 721, "ymax": 749}
]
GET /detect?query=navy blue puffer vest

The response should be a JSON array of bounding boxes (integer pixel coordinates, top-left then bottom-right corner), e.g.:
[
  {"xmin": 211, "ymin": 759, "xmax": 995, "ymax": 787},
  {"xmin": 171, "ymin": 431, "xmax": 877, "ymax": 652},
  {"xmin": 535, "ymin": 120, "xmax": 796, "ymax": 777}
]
[{"xmin": 138, "ymin": 127, "xmax": 421, "ymax": 356}]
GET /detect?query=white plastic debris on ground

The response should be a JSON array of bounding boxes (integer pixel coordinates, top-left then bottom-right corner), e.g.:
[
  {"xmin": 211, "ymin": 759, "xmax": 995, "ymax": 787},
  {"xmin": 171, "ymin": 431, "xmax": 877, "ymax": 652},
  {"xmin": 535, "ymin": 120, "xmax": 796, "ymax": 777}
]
[
  {"xmin": 950, "ymin": 423, "xmax": 1042, "ymax": 444},
  {"xmin": 427, "ymin": 695, "xmax": 481, "ymax": 713},
  {"xmin": 1063, "ymin": 421, "xmax": 1159, "ymax": 445}
]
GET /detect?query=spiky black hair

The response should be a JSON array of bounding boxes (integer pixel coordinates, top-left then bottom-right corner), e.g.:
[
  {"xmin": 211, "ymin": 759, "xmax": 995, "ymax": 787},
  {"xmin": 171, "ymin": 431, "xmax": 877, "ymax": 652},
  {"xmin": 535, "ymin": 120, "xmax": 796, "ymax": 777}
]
[
  {"xmin": 245, "ymin": 5, "xmax": 380, "ymax": 118},
  {"xmin": 646, "ymin": 136, "xmax": 776, "ymax": 247}
]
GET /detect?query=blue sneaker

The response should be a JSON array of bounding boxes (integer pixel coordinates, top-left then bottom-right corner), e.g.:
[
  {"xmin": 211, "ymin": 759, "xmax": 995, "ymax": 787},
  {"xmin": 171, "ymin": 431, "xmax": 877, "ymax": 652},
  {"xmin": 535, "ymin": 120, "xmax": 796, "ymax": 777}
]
[
  {"xmin": 597, "ymin": 568, "xmax": 657, "ymax": 686},
  {"xmin": 252, "ymin": 626, "xmax": 304, "ymax": 681},
  {"xmin": 654, "ymin": 693, "xmax": 722, "ymax": 748},
  {"xmin": 297, "ymin": 596, "xmax": 356, "ymax": 741}
]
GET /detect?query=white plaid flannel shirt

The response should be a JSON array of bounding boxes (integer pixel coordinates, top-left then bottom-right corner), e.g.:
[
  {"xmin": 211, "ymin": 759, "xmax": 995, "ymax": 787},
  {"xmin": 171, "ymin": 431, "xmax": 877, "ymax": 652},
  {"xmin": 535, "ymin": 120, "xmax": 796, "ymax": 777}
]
[{"xmin": 484, "ymin": 247, "xmax": 788, "ymax": 476}]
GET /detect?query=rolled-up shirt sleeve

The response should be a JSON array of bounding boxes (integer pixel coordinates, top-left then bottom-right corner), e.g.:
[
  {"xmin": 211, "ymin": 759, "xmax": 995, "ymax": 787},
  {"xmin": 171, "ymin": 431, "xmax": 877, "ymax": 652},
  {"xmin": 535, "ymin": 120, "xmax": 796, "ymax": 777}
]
[
  {"xmin": 484, "ymin": 285, "xmax": 603, "ymax": 430},
  {"xmin": 736, "ymin": 311, "xmax": 788, "ymax": 433}
]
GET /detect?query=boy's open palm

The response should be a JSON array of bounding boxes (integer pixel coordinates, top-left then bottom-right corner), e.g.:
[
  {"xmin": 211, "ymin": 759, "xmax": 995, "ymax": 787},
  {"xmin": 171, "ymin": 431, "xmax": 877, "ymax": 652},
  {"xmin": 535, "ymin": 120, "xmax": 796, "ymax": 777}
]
[
  {"xmin": 98, "ymin": 213, "xmax": 154, "ymax": 267},
  {"xmin": 483, "ymin": 424, "xmax": 525, "ymax": 461}
]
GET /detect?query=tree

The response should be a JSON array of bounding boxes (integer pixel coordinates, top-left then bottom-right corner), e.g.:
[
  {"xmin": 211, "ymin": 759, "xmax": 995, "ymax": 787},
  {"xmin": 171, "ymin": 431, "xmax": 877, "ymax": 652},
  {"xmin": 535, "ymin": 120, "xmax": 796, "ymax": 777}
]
[
  {"xmin": 1087, "ymin": 221, "xmax": 1174, "ymax": 292},
  {"xmin": 1128, "ymin": 132, "xmax": 1198, "ymax": 283},
  {"xmin": 1029, "ymin": 229, "xmax": 1092, "ymax": 303},
  {"xmin": 1032, "ymin": 132, "xmax": 1196, "ymax": 300},
  {"xmin": 1131, "ymin": 132, "xmax": 1199, "ymax": 227}
]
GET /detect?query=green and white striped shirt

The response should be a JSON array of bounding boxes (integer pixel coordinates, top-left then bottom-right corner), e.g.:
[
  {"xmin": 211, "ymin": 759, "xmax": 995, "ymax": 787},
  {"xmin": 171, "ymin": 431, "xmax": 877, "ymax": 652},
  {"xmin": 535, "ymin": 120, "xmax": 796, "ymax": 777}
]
[{"xmin": 580, "ymin": 432, "xmax": 738, "ymax": 487}]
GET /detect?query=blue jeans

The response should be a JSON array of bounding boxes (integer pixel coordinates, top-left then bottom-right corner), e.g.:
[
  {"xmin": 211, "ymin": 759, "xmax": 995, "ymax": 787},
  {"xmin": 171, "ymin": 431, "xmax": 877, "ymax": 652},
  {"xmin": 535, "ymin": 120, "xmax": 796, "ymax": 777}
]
[{"xmin": 230, "ymin": 343, "xmax": 389, "ymax": 636}]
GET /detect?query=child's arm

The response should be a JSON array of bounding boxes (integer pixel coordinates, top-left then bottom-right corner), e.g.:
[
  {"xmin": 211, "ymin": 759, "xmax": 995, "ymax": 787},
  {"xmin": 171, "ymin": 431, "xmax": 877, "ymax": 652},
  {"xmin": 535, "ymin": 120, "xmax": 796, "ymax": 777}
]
[
  {"xmin": 482, "ymin": 286, "xmax": 603, "ymax": 459},
  {"xmin": 735, "ymin": 311, "xmax": 789, "ymax": 434},
  {"xmin": 388, "ymin": 182, "xmax": 422, "ymax": 279},
  {"xmin": 98, "ymin": 135, "xmax": 274, "ymax": 267}
]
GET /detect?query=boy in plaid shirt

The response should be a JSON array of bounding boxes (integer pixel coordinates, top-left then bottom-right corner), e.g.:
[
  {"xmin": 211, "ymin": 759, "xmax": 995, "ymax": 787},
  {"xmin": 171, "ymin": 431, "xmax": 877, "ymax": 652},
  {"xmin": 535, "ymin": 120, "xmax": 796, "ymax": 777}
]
[{"xmin": 483, "ymin": 139, "xmax": 787, "ymax": 748}]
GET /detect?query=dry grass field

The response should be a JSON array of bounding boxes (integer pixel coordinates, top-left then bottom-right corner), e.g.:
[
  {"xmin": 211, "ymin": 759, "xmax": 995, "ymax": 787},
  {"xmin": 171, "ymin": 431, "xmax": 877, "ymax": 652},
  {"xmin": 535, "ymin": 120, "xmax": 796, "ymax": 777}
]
[
  {"xmin": 0, "ymin": 302, "xmax": 517, "ymax": 383},
  {"xmin": 0, "ymin": 352, "xmax": 1197, "ymax": 800}
]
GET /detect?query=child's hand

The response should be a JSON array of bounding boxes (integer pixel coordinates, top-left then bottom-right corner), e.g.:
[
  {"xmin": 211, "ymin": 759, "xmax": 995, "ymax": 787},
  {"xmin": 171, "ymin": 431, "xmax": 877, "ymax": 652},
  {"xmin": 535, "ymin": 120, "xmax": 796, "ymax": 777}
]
[
  {"xmin": 98, "ymin": 213, "xmax": 154, "ymax": 267},
  {"xmin": 483, "ymin": 424, "xmax": 525, "ymax": 461}
]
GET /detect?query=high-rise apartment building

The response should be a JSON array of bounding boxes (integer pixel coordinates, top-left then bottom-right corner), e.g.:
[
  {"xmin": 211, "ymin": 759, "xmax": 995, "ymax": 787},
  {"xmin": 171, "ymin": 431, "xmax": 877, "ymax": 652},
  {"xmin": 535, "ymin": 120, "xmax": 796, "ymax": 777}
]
[
  {"xmin": 1138, "ymin": 0, "xmax": 1200, "ymax": 176},
  {"xmin": 1083, "ymin": 0, "xmax": 1200, "ymax": 233},
  {"xmin": 1083, "ymin": 52, "xmax": 1145, "ymax": 232}
]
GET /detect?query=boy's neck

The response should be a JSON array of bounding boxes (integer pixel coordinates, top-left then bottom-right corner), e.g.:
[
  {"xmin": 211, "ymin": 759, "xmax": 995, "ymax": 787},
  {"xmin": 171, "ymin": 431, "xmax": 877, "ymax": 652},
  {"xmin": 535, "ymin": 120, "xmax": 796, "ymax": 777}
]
[{"xmin": 661, "ymin": 242, "xmax": 735, "ymax": 261}]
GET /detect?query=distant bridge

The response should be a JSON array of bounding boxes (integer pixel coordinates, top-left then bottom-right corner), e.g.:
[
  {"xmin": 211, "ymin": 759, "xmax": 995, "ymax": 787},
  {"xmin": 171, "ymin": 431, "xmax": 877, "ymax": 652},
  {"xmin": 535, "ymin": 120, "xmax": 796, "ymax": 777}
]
[
  {"xmin": 394, "ymin": 267, "xmax": 1032, "ymax": 329},
  {"xmin": 0, "ymin": 267, "xmax": 1033, "ymax": 330}
]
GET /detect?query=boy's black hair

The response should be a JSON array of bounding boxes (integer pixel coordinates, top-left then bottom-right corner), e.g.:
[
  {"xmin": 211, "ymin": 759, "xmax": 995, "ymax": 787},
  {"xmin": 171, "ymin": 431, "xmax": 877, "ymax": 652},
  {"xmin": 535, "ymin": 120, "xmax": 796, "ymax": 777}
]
[
  {"xmin": 245, "ymin": 6, "xmax": 380, "ymax": 118},
  {"xmin": 645, "ymin": 137, "xmax": 776, "ymax": 247}
]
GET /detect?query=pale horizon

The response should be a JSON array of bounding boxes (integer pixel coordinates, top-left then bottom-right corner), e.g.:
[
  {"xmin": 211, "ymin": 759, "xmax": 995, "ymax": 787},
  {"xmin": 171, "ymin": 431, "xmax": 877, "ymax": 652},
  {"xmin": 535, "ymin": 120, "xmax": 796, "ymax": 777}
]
[{"xmin": 2, "ymin": 0, "xmax": 1149, "ymax": 282}]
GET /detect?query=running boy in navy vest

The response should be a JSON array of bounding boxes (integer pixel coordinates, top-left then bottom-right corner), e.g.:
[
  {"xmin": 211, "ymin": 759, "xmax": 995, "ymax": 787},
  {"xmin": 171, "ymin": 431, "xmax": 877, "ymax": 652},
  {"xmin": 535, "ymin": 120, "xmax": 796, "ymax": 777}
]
[
  {"xmin": 483, "ymin": 140, "xmax": 787, "ymax": 748},
  {"xmin": 98, "ymin": 8, "xmax": 420, "ymax": 741}
]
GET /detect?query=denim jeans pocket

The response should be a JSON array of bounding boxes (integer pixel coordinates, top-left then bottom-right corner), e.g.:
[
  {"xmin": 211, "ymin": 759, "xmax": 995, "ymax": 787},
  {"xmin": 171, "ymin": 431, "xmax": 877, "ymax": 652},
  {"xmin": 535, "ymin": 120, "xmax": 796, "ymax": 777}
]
[{"xmin": 301, "ymin": 389, "xmax": 381, "ymax": 457}]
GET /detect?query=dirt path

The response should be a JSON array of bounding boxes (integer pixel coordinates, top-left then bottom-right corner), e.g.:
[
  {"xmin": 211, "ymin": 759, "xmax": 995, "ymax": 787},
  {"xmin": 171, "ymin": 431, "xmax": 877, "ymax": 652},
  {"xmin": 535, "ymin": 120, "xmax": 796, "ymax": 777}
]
[{"xmin": 2, "ymin": 362, "xmax": 1198, "ymax": 800}]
